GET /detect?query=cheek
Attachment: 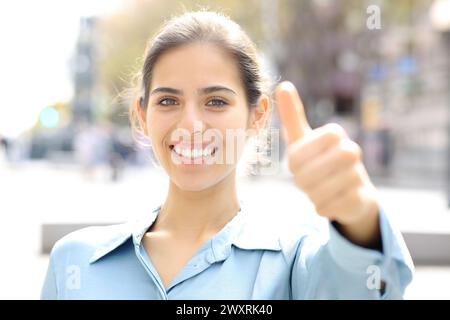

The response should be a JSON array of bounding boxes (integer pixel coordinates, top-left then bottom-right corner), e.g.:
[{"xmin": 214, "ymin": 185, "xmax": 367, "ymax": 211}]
[
  {"xmin": 146, "ymin": 111, "xmax": 172, "ymax": 148},
  {"xmin": 212, "ymin": 108, "xmax": 250, "ymax": 159},
  {"xmin": 212, "ymin": 105, "xmax": 249, "ymax": 131}
]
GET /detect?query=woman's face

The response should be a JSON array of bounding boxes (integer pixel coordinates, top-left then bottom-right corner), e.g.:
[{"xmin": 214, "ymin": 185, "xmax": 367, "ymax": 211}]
[{"xmin": 143, "ymin": 42, "xmax": 257, "ymax": 191}]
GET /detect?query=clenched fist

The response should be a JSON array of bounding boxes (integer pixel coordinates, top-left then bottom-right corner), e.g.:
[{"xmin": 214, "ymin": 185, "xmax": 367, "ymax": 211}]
[{"xmin": 275, "ymin": 81, "xmax": 381, "ymax": 249}]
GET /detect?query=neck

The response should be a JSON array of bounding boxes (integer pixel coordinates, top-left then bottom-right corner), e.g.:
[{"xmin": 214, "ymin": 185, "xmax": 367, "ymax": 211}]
[{"xmin": 155, "ymin": 172, "xmax": 241, "ymax": 241}]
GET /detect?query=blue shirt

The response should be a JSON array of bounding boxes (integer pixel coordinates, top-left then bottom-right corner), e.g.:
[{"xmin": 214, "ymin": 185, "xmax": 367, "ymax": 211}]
[{"xmin": 40, "ymin": 201, "xmax": 414, "ymax": 299}]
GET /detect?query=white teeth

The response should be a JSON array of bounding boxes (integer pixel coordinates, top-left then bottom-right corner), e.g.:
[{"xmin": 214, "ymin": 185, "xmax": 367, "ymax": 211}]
[
  {"xmin": 182, "ymin": 148, "xmax": 191, "ymax": 158},
  {"xmin": 194, "ymin": 149, "xmax": 202, "ymax": 158},
  {"xmin": 172, "ymin": 145, "xmax": 215, "ymax": 158},
  {"xmin": 204, "ymin": 147, "xmax": 214, "ymax": 157}
]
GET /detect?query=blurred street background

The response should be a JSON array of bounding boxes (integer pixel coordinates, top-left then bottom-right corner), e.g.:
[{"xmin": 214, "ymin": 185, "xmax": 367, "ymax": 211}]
[{"xmin": 1, "ymin": 0, "xmax": 449, "ymax": 299}]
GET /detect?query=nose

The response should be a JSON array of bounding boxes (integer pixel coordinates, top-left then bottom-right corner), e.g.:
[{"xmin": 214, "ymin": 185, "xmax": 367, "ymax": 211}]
[{"xmin": 177, "ymin": 103, "xmax": 205, "ymax": 135}]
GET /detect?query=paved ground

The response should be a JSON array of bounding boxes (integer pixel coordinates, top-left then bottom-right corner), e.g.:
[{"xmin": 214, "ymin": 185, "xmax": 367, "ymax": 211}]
[{"xmin": 1, "ymin": 160, "xmax": 449, "ymax": 299}]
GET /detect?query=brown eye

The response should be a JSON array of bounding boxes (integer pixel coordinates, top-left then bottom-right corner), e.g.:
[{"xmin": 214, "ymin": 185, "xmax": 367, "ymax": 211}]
[
  {"xmin": 158, "ymin": 98, "xmax": 178, "ymax": 106},
  {"xmin": 206, "ymin": 98, "xmax": 227, "ymax": 107}
]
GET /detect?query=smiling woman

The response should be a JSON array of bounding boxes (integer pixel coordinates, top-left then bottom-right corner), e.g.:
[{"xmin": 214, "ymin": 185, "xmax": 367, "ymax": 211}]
[{"xmin": 41, "ymin": 10, "xmax": 414, "ymax": 300}]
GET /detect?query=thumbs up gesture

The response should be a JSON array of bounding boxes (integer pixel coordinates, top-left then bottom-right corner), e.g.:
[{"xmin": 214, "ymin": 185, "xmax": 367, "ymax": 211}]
[{"xmin": 276, "ymin": 81, "xmax": 381, "ymax": 248}]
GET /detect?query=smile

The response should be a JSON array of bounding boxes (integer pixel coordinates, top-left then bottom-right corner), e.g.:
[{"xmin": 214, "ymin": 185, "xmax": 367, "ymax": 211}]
[{"xmin": 169, "ymin": 144, "xmax": 217, "ymax": 160}]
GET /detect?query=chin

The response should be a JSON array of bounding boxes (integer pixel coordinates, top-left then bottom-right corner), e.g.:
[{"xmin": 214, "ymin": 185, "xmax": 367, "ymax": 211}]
[
  {"xmin": 170, "ymin": 166, "xmax": 235, "ymax": 193},
  {"xmin": 171, "ymin": 176, "xmax": 219, "ymax": 192}
]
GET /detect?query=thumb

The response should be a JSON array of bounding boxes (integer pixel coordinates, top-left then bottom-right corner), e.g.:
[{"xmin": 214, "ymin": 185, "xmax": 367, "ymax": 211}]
[{"xmin": 275, "ymin": 81, "xmax": 311, "ymax": 144}]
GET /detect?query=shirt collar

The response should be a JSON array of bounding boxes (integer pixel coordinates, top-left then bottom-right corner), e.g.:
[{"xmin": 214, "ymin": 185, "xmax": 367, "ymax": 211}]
[{"xmin": 89, "ymin": 200, "xmax": 281, "ymax": 264}]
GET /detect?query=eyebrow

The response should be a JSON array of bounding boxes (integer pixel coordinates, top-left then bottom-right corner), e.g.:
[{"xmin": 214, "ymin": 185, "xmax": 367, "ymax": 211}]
[{"xmin": 150, "ymin": 86, "xmax": 237, "ymax": 96}]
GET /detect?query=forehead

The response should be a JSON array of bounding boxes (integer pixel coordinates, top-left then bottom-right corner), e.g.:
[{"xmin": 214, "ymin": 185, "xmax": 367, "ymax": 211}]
[{"xmin": 150, "ymin": 42, "xmax": 244, "ymax": 93}]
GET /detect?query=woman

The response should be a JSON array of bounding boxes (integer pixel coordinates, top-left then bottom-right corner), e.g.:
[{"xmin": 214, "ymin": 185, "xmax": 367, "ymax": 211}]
[{"xmin": 41, "ymin": 11, "xmax": 413, "ymax": 299}]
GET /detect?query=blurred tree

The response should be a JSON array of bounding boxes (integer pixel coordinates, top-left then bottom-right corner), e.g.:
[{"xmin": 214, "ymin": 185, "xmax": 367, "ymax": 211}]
[
  {"xmin": 96, "ymin": 0, "xmax": 431, "ymax": 129},
  {"xmin": 96, "ymin": 0, "xmax": 264, "ymax": 126},
  {"xmin": 275, "ymin": 0, "xmax": 431, "ymax": 126}
]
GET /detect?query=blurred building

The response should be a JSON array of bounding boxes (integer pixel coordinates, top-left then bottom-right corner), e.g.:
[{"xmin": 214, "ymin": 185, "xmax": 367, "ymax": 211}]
[
  {"xmin": 71, "ymin": 17, "xmax": 97, "ymax": 124},
  {"xmin": 28, "ymin": 17, "xmax": 98, "ymax": 161},
  {"xmin": 360, "ymin": 6, "xmax": 449, "ymax": 190},
  {"xmin": 274, "ymin": 1, "xmax": 448, "ymax": 191}
]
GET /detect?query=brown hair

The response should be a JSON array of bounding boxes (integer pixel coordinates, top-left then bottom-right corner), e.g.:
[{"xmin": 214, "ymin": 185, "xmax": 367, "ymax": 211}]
[{"xmin": 128, "ymin": 10, "xmax": 271, "ymax": 138}]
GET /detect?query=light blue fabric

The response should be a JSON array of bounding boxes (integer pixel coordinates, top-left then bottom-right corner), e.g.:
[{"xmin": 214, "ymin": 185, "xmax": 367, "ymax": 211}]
[{"xmin": 41, "ymin": 201, "xmax": 414, "ymax": 299}]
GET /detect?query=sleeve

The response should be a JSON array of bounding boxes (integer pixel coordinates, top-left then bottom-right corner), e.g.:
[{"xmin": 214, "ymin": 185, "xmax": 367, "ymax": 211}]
[
  {"xmin": 40, "ymin": 252, "xmax": 58, "ymax": 300},
  {"xmin": 290, "ymin": 208, "xmax": 414, "ymax": 299}
]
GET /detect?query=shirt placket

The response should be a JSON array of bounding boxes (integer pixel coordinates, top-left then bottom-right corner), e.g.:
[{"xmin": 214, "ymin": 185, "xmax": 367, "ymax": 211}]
[
  {"xmin": 134, "ymin": 241, "xmax": 169, "ymax": 300},
  {"xmin": 164, "ymin": 241, "xmax": 215, "ymax": 294},
  {"xmin": 130, "ymin": 205, "xmax": 243, "ymax": 298}
]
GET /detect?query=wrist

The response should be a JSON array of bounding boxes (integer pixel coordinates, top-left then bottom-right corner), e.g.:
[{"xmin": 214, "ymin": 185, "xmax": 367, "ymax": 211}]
[{"xmin": 333, "ymin": 199, "xmax": 381, "ymax": 250}]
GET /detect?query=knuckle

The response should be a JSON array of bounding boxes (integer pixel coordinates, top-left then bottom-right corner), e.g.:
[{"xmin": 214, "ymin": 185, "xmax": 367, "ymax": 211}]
[
  {"xmin": 324, "ymin": 123, "xmax": 346, "ymax": 140},
  {"xmin": 352, "ymin": 142, "xmax": 363, "ymax": 160},
  {"xmin": 339, "ymin": 140, "xmax": 362, "ymax": 164},
  {"xmin": 338, "ymin": 149, "xmax": 355, "ymax": 164}
]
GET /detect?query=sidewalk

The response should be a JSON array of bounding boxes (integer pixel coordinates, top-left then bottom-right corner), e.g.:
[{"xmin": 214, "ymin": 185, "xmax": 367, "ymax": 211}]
[{"xmin": 1, "ymin": 160, "xmax": 449, "ymax": 299}]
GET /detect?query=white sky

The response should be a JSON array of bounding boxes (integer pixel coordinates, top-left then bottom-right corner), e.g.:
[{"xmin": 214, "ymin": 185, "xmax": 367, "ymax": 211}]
[{"xmin": 0, "ymin": 0, "xmax": 124, "ymax": 138}]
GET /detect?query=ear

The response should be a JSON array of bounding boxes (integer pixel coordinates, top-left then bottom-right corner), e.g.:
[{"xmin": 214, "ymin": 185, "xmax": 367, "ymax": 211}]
[
  {"xmin": 249, "ymin": 94, "xmax": 270, "ymax": 134},
  {"xmin": 135, "ymin": 97, "xmax": 148, "ymax": 136}
]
